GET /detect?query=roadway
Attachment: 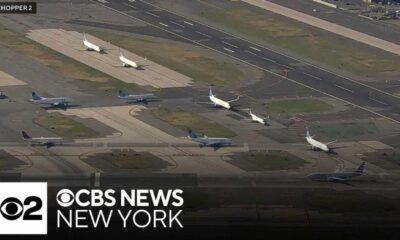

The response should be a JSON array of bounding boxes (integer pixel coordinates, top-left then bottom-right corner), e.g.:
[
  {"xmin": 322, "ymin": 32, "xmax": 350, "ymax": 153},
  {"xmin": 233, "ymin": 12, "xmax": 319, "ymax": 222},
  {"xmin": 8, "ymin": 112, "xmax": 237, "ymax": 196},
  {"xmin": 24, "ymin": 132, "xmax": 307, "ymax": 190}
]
[{"xmin": 92, "ymin": 0, "xmax": 400, "ymax": 124}]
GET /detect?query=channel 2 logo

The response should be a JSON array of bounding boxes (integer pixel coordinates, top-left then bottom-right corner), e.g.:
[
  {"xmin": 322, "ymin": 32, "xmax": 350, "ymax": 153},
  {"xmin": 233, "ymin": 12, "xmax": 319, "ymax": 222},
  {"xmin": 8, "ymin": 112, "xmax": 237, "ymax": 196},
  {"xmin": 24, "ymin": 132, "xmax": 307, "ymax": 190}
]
[{"xmin": 0, "ymin": 183, "xmax": 47, "ymax": 235}]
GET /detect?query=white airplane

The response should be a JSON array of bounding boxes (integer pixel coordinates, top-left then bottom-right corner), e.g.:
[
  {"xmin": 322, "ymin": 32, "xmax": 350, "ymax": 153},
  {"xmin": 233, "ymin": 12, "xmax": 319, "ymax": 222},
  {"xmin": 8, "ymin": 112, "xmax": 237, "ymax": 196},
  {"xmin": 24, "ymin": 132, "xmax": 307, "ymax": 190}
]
[
  {"xmin": 305, "ymin": 127, "xmax": 336, "ymax": 153},
  {"xmin": 208, "ymin": 87, "xmax": 239, "ymax": 110},
  {"xmin": 30, "ymin": 92, "xmax": 72, "ymax": 108},
  {"xmin": 188, "ymin": 128, "xmax": 233, "ymax": 150},
  {"xmin": 117, "ymin": 90, "xmax": 157, "ymax": 103},
  {"xmin": 119, "ymin": 49, "xmax": 146, "ymax": 69},
  {"xmin": 22, "ymin": 131, "xmax": 63, "ymax": 147},
  {"xmin": 244, "ymin": 109, "xmax": 269, "ymax": 125},
  {"xmin": 83, "ymin": 33, "xmax": 103, "ymax": 53}
]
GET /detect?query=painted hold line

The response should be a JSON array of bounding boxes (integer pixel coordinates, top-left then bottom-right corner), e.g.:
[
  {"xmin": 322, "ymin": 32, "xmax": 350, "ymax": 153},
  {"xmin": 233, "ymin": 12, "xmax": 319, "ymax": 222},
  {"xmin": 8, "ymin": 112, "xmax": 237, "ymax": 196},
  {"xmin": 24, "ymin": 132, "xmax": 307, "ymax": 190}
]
[
  {"xmin": 195, "ymin": 31, "xmax": 211, "ymax": 38},
  {"xmin": 244, "ymin": 50, "xmax": 257, "ymax": 56},
  {"xmin": 170, "ymin": 21, "xmax": 185, "ymax": 28},
  {"xmin": 145, "ymin": 11, "xmax": 160, "ymax": 18},
  {"xmin": 368, "ymin": 97, "xmax": 388, "ymax": 106},
  {"xmin": 222, "ymin": 41, "xmax": 238, "ymax": 48},
  {"xmin": 249, "ymin": 46, "xmax": 261, "ymax": 52},
  {"xmin": 159, "ymin": 22, "xmax": 169, "ymax": 27},
  {"xmin": 223, "ymin": 47, "xmax": 235, "ymax": 53},
  {"xmin": 183, "ymin": 20, "xmax": 194, "ymax": 26},
  {"xmin": 303, "ymin": 72, "xmax": 321, "ymax": 80},
  {"xmin": 334, "ymin": 84, "xmax": 354, "ymax": 93}
]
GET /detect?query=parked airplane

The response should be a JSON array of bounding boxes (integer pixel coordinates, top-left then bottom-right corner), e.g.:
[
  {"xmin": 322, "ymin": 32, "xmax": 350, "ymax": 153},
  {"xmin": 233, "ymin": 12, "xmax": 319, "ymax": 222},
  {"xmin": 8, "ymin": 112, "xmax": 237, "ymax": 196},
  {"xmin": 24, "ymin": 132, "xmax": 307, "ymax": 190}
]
[
  {"xmin": 208, "ymin": 87, "xmax": 239, "ymax": 110},
  {"xmin": 187, "ymin": 128, "xmax": 233, "ymax": 149},
  {"xmin": 305, "ymin": 127, "xmax": 336, "ymax": 153},
  {"xmin": 119, "ymin": 49, "xmax": 147, "ymax": 69},
  {"xmin": 307, "ymin": 162, "xmax": 365, "ymax": 182},
  {"xmin": 244, "ymin": 109, "xmax": 269, "ymax": 125},
  {"xmin": 22, "ymin": 131, "xmax": 63, "ymax": 147},
  {"xmin": 83, "ymin": 33, "xmax": 103, "ymax": 53},
  {"xmin": 117, "ymin": 90, "xmax": 157, "ymax": 103},
  {"xmin": 30, "ymin": 92, "xmax": 72, "ymax": 108}
]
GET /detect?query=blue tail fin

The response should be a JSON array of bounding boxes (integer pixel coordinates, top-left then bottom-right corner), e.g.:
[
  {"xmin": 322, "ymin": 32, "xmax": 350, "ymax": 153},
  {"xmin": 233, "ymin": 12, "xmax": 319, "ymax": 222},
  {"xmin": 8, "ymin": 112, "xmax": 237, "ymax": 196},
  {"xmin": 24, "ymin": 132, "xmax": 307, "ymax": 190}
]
[
  {"xmin": 188, "ymin": 128, "xmax": 198, "ymax": 139},
  {"xmin": 118, "ymin": 90, "xmax": 126, "ymax": 98},
  {"xmin": 208, "ymin": 87, "xmax": 213, "ymax": 97},
  {"xmin": 31, "ymin": 92, "xmax": 42, "ymax": 100},
  {"xmin": 355, "ymin": 162, "xmax": 365, "ymax": 174},
  {"xmin": 22, "ymin": 131, "xmax": 31, "ymax": 139}
]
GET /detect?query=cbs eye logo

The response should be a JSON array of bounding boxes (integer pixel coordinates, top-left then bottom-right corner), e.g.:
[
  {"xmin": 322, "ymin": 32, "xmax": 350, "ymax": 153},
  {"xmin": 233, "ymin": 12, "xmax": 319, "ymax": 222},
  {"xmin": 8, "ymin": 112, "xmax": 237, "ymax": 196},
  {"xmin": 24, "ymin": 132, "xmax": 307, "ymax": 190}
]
[
  {"xmin": 0, "ymin": 196, "xmax": 42, "ymax": 221},
  {"xmin": 0, "ymin": 183, "xmax": 47, "ymax": 235}
]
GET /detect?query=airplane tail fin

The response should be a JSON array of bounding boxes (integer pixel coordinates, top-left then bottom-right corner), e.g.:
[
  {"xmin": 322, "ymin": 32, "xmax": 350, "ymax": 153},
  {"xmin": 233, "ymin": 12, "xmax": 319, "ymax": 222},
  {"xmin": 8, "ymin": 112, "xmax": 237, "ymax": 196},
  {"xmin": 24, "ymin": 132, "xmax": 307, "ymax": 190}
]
[
  {"xmin": 188, "ymin": 128, "xmax": 198, "ymax": 139},
  {"xmin": 31, "ymin": 91, "xmax": 42, "ymax": 100},
  {"xmin": 118, "ymin": 90, "xmax": 127, "ymax": 98},
  {"xmin": 355, "ymin": 162, "xmax": 366, "ymax": 175},
  {"xmin": 83, "ymin": 32, "xmax": 87, "ymax": 41},
  {"xmin": 22, "ymin": 131, "xmax": 31, "ymax": 139},
  {"xmin": 119, "ymin": 48, "xmax": 123, "ymax": 57},
  {"xmin": 305, "ymin": 127, "xmax": 311, "ymax": 138},
  {"xmin": 208, "ymin": 87, "xmax": 213, "ymax": 97}
]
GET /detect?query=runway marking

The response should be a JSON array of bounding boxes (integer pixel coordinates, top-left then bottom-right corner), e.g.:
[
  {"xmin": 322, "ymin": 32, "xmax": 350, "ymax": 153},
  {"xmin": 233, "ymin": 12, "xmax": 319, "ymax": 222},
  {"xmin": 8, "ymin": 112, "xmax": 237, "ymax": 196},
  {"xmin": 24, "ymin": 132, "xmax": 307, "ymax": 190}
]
[
  {"xmin": 249, "ymin": 46, "xmax": 261, "ymax": 52},
  {"xmin": 92, "ymin": 0, "xmax": 400, "ymax": 125},
  {"xmin": 97, "ymin": 0, "xmax": 108, "ymax": 3},
  {"xmin": 303, "ymin": 72, "xmax": 321, "ymax": 80},
  {"xmin": 195, "ymin": 31, "xmax": 211, "ymax": 38},
  {"xmin": 368, "ymin": 97, "xmax": 388, "ymax": 106},
  {"xmin": 183, "ymin": 20, "xmax": 194, "ymax": 26},
  {"xmin": 281, "ymin": 64, "xmax": 295, "ymax": 70},
  {"xmin": 145, "ymin": 11, "xmax": 160, "ymax": 18},
  {"xmin": 170, "ymin": 21, "xmax": 185, "ymax": 28},
  {"xmin": 128, "ymin": 0, "xmax": 136, "ymax": 2},
  {"xmin": 222, "ymin": 41, "xmax": 238, "ymax": 49},
  {"xmin": 158, "ymin": 22, "xmax": 169, "ymax": 27},
  {"xmin": 122, "ymin": 3, "xmax": 136, "ymax": 9},
  {"xmin": 244, "ymin": 50, "xmax": 257, "ymax": 56},
  {"xmin": 223, "ymin": 47, "xmax": 235, "ymax": 53},
  {"xmin": 334, "ymin": 84, "xmax": 354, "ymax": 93},
  {"xmin": 263, "ymin": 57, "xmax": 276, "ymax": 63}
]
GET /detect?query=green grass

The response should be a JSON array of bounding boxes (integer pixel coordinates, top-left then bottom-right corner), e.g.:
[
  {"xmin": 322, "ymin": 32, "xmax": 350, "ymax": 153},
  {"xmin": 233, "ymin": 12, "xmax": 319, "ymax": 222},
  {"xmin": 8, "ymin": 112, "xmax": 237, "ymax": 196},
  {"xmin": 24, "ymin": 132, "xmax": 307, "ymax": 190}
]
[
  {"xmin": 265, "ymin": 99, "xmax": 334, "ymax": 113},
  {"xmin": 316, "ymin": 121, "xmax": 378, "ymax": 139},
  {"xmin": 151, "ymin": 107, "xmax": 236, "ymax": 138},
  {"xmin": 0, "ymin": 25, "xmax": 139, "ymax": 92},
  {"xmin": 232, "ymin": 150, "xmax": 308, "ymax": 171},
  {"xmin": 88, "ymin": 150, "xmax": 171, "ymax": 170},
  {"xmin": 33, "ymin": 113, "xmax": 100, "ymax": 139},
  {"xmin": 199, "ymin": 7, "xmax": 400, "ymax": 77},
  {"xmin": 88, "ymin": 30, "xmax": 244, "ymax": 86}
]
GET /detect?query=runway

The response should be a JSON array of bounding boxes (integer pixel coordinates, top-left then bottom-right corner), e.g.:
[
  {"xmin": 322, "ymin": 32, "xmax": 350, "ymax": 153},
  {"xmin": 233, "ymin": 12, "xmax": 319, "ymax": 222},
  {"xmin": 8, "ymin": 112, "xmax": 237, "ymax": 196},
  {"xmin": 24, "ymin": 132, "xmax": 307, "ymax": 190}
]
[{"xmin": 91, "ymin": 0, "xmax": 400, "ymax": 124}]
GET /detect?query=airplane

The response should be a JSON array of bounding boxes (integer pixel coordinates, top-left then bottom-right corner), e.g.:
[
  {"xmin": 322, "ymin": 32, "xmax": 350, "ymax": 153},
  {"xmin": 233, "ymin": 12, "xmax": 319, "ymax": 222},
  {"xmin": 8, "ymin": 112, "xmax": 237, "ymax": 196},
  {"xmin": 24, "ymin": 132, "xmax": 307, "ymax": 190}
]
[
  {"xmin": 119, "ymin": 49, "xmax": 147, "ymax": 69},
  {"xmin": 187, "ymin": 128, "xmax": 233, "ymax": 149},
  {"xmin": 305, "ymin": 127, "xmax": 336, "ymax": 153},
  {"xmin": 117, "ymin": 90, "xmax": 157, "ymax": 103},
  {"xmin": 30, "ymin": 92, "xmax": 72, "ymax": 108},
  {"xmin": 243, "ymin": 109, "xmax": 269, "ymax": 125},
  {"xmin": 208, "ymin": 87, "xmax": 239, "ymax": 110},
  {"xmin": 83, "ymin": 33, "xmax": 104, "ymax": 53},
  {"xmin": 22, "ymin": 131, "xmax": 63, "ymax": 147},
  {"xmin": 307, "ymin": 162, "xmax": 365, "ymax": 182}
]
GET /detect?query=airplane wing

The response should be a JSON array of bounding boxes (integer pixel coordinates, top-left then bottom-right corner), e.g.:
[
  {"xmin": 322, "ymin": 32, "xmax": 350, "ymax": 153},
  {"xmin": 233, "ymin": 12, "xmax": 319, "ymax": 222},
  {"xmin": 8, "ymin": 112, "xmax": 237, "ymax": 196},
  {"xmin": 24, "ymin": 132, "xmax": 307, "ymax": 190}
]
[
  {"xmin": 227, "ymin": 95, "xmax": 240, "ymax": 103},
  {"xmin": 327, "ymin": 177, "xmax": 345, "ymax": 182},
  {"xmin": 326, "ymin": 139, "xmax": 337, "ymax": 145}
]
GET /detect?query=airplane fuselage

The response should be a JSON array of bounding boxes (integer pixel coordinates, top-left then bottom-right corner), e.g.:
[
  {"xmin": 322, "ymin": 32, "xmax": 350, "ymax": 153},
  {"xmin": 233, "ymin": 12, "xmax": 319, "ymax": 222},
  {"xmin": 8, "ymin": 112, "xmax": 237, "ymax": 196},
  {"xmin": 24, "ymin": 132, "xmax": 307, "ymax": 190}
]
[
  {"xmin": 119, "ymin": 94, "xmax": 155, "ymax": 102},
  {"xmin": 189, "ymin": 136, "xmax": 232, "ymax": 147},
  {"xmin": 307, "ymin": 172, "xmax": 361, "ymax": 182},
  {"xmin": 250, "ymin": 113, "xmax": 266, "ymax": 125},
  {"xmin": 31, "ymin": 97, "xmax": 71, "ymax": 106},
  {"xmin": 25, "ymin": 137, "xmax": 63, "ymax": 145},
  {"xmin": 210, "ymin": 95, "xmax": 231, "ymax": 109},
  {"xmin": 83, "ymin": 39, "xmax": 102, "ymax": 53},
  {"xmin": 306, "ymin": 136, "xmax": 329, "ymax": 152},
  {"xmin": 119, "ymin": 55, "xmax": 139, "ymax": 68}
]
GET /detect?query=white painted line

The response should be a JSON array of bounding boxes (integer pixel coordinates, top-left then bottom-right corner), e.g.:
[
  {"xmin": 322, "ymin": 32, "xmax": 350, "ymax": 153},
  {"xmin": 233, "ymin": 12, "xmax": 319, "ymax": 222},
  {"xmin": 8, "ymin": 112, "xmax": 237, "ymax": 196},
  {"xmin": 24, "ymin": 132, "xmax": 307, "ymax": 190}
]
[
  {"xmin": 92, "ymin": 0, "xmax": 400, "ymax": 125},
  {"xmin": 281, "ymin": 64, "xmax": 295, "ymax": 70},
  {"xmin": 97, "ymin": 0, "xmax": 108, "ymax": 3},
  {"xmin": 263, "ymin": 57, "xmax": 276, "ymax": 63},
  {"xmin": 159, "ymin": 22, "xmax": 169, "ymax": 27},
  {"xmin": 334, "ymin": 84, "xmax": 354, "ymax": 93},
  {"xmin": 223, "ymin": 47, "xmax": 235, "ymax": 53},
  {"xmin": 303, "ymin": 72, "xmax": 321, "ymax": 80},
  {"xmin": 245, "ymin": 50, "xmax": 257, "ymax": 56},
  {"xmin": 250, "ymin": 46, "xmax": 261, "ymax": 52},
  {"xmin": 128, "ymin": 0, "xmax": 136, "ymax": 2},
  {"xmin": 368, "ymin": 97, "xmax": 388, "ymax": 106},
  {"xmin": 94, "ymin": 172, "xmax": 100, "ymax": 187},
  {"xmin": 146, "ymin": 11, "xmax": 160, "ymax": 18},
  {"xmin": 170, "ymin": 21, "xmax": 185, "ymax": 28},
  {"xmin": 195, "ymin": 31, "xmax": 211, "ymax": 38},
  {"xmin": 183, "ymin": 20, "xmax": 194, "ymax": 26},
  {"xmin": 122, "ymin": 3, "xmax": 136, "ymax": 9},
  {"xmin": 222, "ymin": 41, "xmax": 238, "ymax": 49}
]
